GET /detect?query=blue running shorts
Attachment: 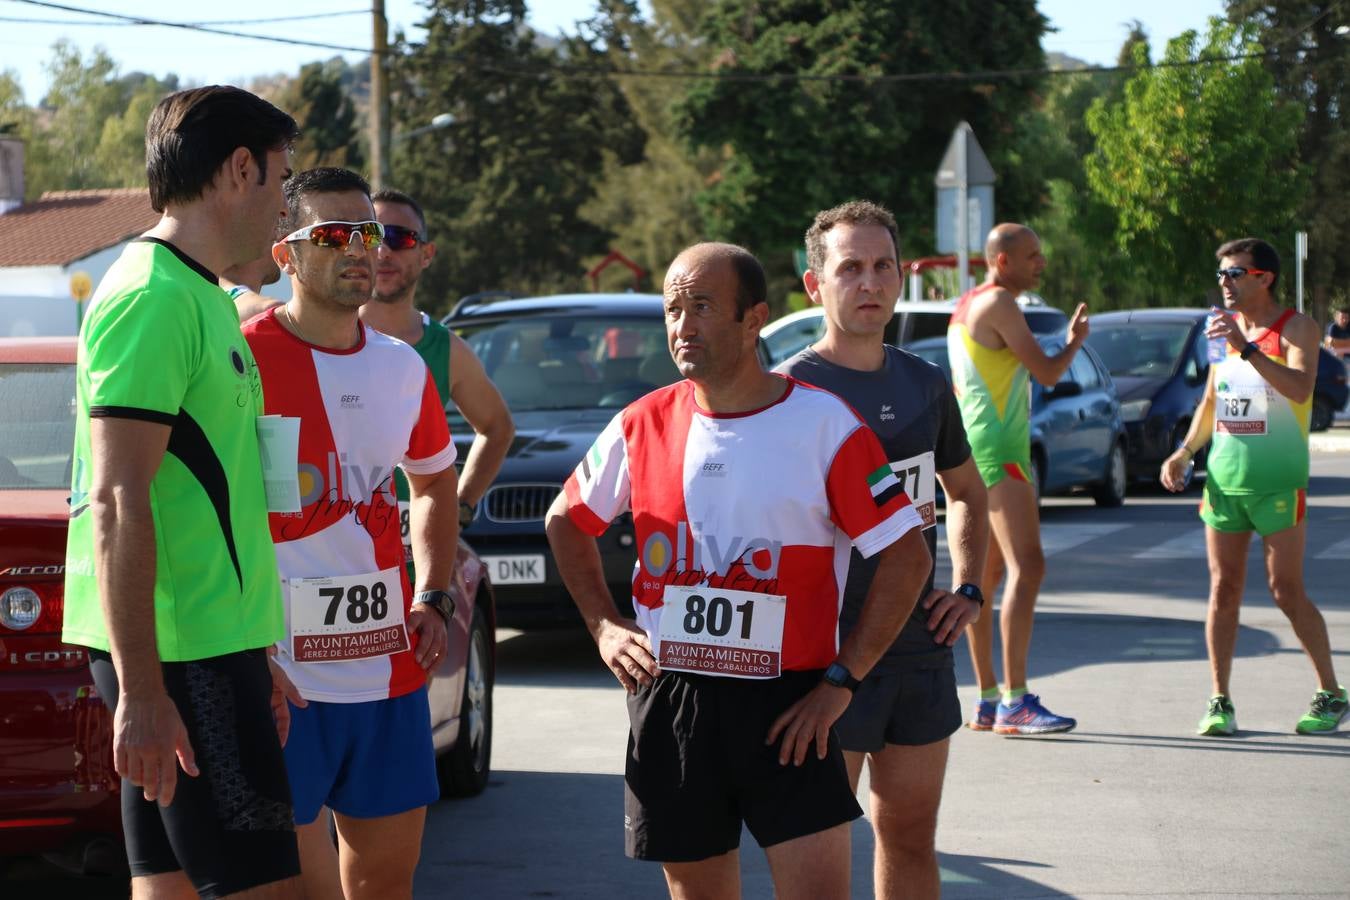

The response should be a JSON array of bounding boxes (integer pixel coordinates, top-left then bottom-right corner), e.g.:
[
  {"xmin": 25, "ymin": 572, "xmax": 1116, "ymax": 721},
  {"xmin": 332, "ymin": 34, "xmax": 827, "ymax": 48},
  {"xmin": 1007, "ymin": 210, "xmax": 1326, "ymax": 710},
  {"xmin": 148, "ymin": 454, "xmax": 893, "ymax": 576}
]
[{"xmin": 284, "ymin": 686, "xmax": 439, "ymax": 824}]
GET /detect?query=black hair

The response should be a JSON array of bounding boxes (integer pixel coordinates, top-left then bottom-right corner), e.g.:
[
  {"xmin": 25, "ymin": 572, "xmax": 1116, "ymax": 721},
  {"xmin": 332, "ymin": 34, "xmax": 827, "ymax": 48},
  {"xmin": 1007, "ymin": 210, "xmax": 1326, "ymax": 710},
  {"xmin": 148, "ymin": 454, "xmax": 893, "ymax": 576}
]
[
  {"xmin": 283, "ymin": 167, "xmax": 372, "ymax": 225},
  {"xmin": 145, "ymin": 86, "xmax": 299, "ymax": 213},
  {"xmin": 1216, "ymin": 237, "xmax": 1281, "ymax": 293},
  {"xmin": 371, "ymin": 188, "xmax": 426, "ymax": 234}
]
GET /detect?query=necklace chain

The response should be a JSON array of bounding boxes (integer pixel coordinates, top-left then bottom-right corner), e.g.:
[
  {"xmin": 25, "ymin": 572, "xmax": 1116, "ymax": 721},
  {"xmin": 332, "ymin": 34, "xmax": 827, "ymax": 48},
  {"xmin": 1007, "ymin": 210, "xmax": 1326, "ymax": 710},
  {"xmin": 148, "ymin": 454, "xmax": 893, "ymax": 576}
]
[{"xmin": 282, "ymin": 303, "xmax": 312, "ymax": 345}]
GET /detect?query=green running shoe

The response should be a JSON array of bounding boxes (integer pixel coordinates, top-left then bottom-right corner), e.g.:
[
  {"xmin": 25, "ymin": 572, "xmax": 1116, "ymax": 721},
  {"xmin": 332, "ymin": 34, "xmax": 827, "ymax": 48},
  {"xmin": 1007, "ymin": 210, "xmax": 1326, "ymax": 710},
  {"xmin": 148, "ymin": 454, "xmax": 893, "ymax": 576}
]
[
  {"xmin": 1295, "ymin": 686, "xmax": 1349, "ymax": 735},
  {"xmin": 1197, "ymin": 694, "xmax": 1236, "ymax": 736}
]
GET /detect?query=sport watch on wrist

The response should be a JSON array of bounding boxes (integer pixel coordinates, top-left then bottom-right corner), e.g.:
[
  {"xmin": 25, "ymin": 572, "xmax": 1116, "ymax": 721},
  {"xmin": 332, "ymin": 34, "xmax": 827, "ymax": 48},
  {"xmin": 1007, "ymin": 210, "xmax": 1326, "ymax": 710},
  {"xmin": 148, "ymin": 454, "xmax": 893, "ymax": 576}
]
[
  {"xmin": 823, "ymin": 661, "xmax": 861, "ymax": 693},
  {"xmin": 413, "ymin": 589, "xmax": 455, "ymax": 623},
  {"xmin": 458, "ymin": 500, "xmax": 477, "ymax": 528},
  {"xmin": 954, "ymin": 582, "xmax": 985, "ymax": 607},
  {"xmin": 1240, "ymin": 341, "xmax": 1260, "ymax": 361}
]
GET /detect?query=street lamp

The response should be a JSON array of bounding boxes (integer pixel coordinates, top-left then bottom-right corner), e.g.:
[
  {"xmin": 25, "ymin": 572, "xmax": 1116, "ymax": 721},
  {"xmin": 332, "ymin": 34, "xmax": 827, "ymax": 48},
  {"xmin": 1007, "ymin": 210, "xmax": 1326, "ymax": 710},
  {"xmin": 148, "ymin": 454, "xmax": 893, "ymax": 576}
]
[{"xmin": 393, "ymin": 113, "xmax": 455, "ymax": 143}]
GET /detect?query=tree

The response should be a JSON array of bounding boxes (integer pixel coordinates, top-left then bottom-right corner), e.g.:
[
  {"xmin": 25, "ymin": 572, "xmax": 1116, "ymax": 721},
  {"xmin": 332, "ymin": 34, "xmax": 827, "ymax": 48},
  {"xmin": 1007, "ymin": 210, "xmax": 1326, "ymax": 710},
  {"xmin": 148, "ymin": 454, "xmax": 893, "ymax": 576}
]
[
  {"xmin": 671, "ymin": 1, "xmax": 1051, "ymax": 303},
  {"xmin": 1030, "ymin": 26, "xmax": 1154, "ymax": 310},
  {"xmin": 1226, "ymin": 0, "xmax": 1350, "ymax": 321},
  {"xmin": 92, "ymin": 74, "xmax": 176, "ymax": 187},
  {"xmin": 390, "ymin": 0, "xmax": 645, "ymax": 311},
  {"xmin": 276, "ymin": 59, "xmax": 364, "ymax": 170},
  {"xmin": 579, "ymin": 0, "xmax": 722, "ymax": 290},
  {"xmin": 1086, "ymin": 19, "xmax": 1305, "ymax": 304},
  {"xmin": 16, "ymin": 44, "xmax": 176, "ymax": 198}
]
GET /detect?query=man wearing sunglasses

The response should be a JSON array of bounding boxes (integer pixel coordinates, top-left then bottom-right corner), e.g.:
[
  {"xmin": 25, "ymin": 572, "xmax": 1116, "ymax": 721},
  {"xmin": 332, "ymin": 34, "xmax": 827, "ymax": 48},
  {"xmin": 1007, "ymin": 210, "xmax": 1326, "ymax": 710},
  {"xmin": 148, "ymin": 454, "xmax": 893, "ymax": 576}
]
[
  {"xmin": 359, "ymin": 189, "xmax": 514, "ymax": 568},
  {"xmin": 1161, "ymin": 238, "xmax": 1346, "ymax": 736},
  {"xmin": 242, "ymin": 167, "xmax": 461, "ymax": 897}
]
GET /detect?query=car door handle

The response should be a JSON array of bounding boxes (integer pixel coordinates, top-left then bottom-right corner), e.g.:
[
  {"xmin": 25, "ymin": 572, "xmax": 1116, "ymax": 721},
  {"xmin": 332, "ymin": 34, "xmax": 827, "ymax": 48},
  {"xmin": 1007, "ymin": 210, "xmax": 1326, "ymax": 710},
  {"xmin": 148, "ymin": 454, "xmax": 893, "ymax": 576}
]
[{"xmin": 1078, "ymin": 408, "xmax": 1086, "ymax": 420}]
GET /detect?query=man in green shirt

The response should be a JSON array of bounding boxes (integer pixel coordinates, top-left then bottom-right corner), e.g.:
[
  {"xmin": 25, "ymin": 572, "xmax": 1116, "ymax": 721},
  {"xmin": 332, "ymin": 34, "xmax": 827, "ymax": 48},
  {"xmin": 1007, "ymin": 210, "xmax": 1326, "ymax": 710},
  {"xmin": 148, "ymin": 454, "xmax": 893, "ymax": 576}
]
[
  {"xmin": 360, "ymin": 189, "xmax": 514, "ymax": 554},
  {"xmin": 63, "ymin": 85, "xmax": 306, "ymax": 898}
]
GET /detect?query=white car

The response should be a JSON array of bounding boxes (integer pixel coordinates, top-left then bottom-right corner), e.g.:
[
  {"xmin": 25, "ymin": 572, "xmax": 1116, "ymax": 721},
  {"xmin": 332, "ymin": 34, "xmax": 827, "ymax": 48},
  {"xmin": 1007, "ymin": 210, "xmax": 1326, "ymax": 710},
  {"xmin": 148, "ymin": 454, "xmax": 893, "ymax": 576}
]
[{"xmin": 761, "ymin": 295, "xmax": 1064, "ymax": 365}]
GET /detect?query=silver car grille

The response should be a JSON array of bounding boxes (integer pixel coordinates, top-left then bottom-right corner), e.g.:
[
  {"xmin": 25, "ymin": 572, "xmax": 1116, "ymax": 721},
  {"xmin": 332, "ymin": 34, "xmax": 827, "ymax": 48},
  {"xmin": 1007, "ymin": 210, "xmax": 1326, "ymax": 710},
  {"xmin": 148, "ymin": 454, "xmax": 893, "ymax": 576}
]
[{"xmin": 482, "ymin": 483, "xmax": 564, "ymax": 523}]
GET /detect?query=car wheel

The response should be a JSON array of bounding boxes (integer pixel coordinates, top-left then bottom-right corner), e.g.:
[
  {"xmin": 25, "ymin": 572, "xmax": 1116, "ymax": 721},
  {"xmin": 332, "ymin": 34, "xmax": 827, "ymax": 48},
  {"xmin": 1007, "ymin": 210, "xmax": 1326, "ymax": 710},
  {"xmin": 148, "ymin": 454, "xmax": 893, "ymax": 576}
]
[
  {"xmin": 1310, "ymin": 396, "xmax": 1333, "ymax": 433},
  {"xmin": 1092, "ymin": 441, "xmax": 1127, "ymax": 507},
  {"xmin": 437, "ymin": 602, "xmax": 493, "ymax": 798}
]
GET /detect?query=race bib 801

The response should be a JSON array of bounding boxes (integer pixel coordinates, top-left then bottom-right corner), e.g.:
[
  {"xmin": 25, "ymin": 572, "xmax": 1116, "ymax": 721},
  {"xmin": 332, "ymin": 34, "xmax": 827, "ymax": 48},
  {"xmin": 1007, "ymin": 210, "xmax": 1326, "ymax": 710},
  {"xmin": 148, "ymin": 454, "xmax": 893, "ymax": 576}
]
[{"xmin": 657, "ymin": 585, "xmax": 786, "ymax": 679}]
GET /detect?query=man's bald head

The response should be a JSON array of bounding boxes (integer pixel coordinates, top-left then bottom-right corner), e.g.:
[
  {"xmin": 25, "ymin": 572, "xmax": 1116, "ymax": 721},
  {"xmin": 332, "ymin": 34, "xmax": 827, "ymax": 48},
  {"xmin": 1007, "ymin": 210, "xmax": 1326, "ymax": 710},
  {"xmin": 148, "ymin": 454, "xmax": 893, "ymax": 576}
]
[
  {"xmin": 667, "ymin": 242, "xmax": 766, "ymax": 320},
  {"xmin": 984, "ymin": 223, "xmax": 1037, "ymax": 266}
]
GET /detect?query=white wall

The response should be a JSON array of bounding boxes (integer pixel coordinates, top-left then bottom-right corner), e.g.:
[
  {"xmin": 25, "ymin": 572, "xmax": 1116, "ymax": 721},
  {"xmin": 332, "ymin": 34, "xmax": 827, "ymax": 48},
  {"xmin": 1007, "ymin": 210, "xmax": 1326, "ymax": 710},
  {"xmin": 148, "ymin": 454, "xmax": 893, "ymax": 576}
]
[
  {"xmin": 0, "ymin": 264, "xmax": 66, "ymax": 297},
  {"xmin": 0, "ymin": 295, "xmax": 79, "ymax": 336}
]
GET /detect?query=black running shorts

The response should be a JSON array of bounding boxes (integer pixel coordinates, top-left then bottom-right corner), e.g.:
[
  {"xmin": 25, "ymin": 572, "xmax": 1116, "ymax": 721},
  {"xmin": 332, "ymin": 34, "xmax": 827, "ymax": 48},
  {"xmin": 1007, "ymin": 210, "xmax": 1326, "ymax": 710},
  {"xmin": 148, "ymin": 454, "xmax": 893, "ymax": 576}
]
[
  {"xmin": 623, "ymin": 669, "xmax": 862, "ymax": 863},
  {"xmin": 89, "ymin": 648, "xmax": 300, "ymax": 898},
  {"xmin": 832, "ymin": 656, "xmax": 962, "ymax": 752}
]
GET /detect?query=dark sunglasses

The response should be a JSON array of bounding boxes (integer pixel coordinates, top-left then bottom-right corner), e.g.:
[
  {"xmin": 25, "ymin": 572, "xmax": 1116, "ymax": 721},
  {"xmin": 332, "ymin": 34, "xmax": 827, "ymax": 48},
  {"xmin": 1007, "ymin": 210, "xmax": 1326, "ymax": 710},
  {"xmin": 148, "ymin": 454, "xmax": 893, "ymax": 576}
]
[
  {"xmin": 1215, "ymin": 266, "xmax": 1271, "ymax": 282},
  {"xmin": 282, "ymin": 220, "xmax": 384, "ymax": 250},
  {"xmin": 381, "ymin": 224, "xmax": 423, "ymax": 251}
]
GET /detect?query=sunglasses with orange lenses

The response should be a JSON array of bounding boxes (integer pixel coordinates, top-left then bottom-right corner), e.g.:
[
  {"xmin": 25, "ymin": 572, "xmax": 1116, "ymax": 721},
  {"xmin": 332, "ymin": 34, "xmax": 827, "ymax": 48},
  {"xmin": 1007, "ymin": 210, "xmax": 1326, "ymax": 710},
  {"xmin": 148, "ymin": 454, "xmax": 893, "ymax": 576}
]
[{"xmin": 282, "ymin": 220, "xmax": 385, "ymax": 250}]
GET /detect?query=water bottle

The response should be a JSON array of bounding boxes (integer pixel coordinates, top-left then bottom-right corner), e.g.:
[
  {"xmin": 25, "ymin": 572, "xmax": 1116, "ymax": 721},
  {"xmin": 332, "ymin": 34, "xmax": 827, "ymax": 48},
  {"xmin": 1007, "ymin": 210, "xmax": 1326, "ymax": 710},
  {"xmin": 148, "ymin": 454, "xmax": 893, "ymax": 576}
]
[{"xmin": 1207, "ymin": 307, "xmax": 1228, "ymax": 363}]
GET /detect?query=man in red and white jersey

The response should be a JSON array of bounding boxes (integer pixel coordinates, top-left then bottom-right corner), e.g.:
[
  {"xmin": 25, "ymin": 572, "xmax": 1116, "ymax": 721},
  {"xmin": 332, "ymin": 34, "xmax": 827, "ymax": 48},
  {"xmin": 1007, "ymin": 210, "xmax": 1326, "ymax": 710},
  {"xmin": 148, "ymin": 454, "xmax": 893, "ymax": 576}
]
[
  {"xmin": 242, "ymin": 167, "xmax": 459, "ymax": 899},
  {"xmin": 546, "ymin": 242, "xmax": 933, "ymax": 899}
]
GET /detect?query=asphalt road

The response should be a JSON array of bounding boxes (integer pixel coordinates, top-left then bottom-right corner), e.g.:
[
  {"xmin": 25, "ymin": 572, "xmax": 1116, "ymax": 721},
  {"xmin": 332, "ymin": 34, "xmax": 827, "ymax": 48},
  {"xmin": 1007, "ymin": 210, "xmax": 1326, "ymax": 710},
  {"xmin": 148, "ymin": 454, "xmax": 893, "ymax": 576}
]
[
  {"xmin": 416, "ymin": 448, "xmax": 1350, "ymax": 899},
  {"xmin": 13, "ymin": 446, "xmax": 1350, "ymax": 898}
]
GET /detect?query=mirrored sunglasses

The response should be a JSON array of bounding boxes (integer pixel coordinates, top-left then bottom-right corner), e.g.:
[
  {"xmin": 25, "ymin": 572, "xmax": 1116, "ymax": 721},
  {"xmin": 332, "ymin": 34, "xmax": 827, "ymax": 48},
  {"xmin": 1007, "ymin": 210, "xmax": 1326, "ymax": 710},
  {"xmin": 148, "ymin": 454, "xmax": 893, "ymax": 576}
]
[
  {"xmin": 1215, "ymin": 266, "xmax": 1271, "ymax": 282},
  {"xmin": 283, "ymin": 220, "xmax": 384, "ymax": 250},
  {"xmin": 381, "ymin": 224, "xmax": 423, "ymax": 251}
]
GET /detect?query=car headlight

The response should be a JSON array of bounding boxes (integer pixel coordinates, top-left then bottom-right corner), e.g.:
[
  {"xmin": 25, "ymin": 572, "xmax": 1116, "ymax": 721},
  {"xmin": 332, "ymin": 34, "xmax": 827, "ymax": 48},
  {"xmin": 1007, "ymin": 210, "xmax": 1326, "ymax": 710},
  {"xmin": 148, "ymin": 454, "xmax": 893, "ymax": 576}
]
[
  {"xmin": 1120, "ymin": 399, "xmax": 1152, "ymax": 423},
  {"xmin": 0, "ymin": 587, "xmax": 41, "ymax": 630}
]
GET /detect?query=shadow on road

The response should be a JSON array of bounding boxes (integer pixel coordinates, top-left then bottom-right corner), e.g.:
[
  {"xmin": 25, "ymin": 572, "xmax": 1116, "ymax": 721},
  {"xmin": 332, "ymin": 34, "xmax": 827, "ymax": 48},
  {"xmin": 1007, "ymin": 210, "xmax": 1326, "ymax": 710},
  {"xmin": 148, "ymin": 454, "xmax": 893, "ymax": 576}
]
[
  {"xmin": 415, "ymin": 770, "xmax": 1073, "ymax": 899},
  {"xmin": 492, "ymin": 613, "xmax": 1286, "ymax": 692}
]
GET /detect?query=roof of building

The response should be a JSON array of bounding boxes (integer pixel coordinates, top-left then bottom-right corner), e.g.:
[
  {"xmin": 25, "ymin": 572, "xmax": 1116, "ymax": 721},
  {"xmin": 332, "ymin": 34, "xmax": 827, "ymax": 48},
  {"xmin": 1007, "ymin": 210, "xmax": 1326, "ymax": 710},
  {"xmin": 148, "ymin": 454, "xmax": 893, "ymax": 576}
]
[{"xmin": 0, "ymin": 188, "xmax": 159, "ymax": 267}]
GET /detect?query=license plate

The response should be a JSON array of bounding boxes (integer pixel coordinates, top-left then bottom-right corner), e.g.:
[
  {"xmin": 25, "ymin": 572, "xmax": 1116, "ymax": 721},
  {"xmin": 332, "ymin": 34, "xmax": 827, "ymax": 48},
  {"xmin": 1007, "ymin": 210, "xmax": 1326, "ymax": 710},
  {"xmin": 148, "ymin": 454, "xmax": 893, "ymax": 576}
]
[{"xmin": 482, "ymin": 554, "xmax": 546, "ymax": 584}]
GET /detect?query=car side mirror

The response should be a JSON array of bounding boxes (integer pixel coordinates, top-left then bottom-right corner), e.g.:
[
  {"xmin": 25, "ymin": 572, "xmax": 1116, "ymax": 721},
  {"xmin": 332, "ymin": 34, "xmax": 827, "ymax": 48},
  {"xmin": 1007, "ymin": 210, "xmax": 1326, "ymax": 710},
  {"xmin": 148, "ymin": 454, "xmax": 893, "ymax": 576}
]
[{"xmin": 1047, "ymin": 381, "xmax": 1083, "ymax": 400}]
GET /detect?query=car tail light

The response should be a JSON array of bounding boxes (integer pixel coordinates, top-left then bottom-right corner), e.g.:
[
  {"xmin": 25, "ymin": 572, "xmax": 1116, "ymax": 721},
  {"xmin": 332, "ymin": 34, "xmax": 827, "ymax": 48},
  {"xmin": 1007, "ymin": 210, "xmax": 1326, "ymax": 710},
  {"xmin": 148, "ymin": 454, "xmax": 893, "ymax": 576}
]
[{"xmin": 0, "ymin": 583, "xmax": 63, "ymax": 634}]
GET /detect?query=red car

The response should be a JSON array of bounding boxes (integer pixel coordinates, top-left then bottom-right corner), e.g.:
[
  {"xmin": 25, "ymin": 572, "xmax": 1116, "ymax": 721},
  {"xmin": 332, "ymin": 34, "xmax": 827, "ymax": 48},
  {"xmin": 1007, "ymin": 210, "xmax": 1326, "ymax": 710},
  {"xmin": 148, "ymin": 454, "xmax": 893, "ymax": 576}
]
[{"xmin": 0, "ymin": 337, "xmax": 495, "ymax": 877}]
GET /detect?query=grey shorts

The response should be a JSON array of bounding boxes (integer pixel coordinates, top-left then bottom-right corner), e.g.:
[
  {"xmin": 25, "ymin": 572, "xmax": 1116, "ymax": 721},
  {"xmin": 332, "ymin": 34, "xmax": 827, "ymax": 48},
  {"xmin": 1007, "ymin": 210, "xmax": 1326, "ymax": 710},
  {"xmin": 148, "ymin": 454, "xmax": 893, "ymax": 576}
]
[{"xmin": 833, "ymin": 661, "xmax": 961, "ymax": 752}]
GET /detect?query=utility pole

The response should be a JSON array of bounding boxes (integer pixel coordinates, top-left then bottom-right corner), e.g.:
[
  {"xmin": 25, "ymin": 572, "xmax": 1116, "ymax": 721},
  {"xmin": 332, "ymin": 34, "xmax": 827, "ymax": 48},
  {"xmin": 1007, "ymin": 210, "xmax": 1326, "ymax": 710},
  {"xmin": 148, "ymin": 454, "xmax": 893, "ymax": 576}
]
[{"xmin": 370, "ymin": 0, "xmax": 391, "ymax": 190}]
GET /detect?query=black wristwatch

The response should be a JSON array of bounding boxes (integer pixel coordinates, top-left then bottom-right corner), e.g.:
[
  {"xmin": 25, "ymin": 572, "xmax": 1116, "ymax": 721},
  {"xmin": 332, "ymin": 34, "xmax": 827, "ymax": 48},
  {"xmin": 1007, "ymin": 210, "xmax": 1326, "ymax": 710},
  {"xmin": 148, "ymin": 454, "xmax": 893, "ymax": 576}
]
[
  {"xmin": 414, "ymin": 589, "xmax": 455, "ymax": 623},
  {"xmin": 458, "ymin": 500, "xmax": 477, "ymax": 528},
  {"xmin": 954, "ymin": 582, "xmax": 985, "ymax": 607},
  {"xmin": 1240, "ymin": 341, "xmax": 1260, "ymax": 361},
  {"xmin": 823, "ymin": 661, "xmax": 861, "ymax": 693}
]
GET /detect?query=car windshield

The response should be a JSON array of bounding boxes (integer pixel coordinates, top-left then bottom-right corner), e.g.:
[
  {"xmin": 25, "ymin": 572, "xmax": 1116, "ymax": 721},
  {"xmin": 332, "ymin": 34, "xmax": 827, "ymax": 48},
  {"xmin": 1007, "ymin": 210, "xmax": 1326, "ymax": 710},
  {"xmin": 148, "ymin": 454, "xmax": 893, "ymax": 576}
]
[
  {"xmin": 456, "ymin": 315, "xmax": 681, "ymax": 412},
  {"xmin": 0, "ymin": 363, "xmax": 76, "ymax": 489},
  {"xmin": 1087, "ymin": 323, "xmax": 1192, "ymax": 377}
]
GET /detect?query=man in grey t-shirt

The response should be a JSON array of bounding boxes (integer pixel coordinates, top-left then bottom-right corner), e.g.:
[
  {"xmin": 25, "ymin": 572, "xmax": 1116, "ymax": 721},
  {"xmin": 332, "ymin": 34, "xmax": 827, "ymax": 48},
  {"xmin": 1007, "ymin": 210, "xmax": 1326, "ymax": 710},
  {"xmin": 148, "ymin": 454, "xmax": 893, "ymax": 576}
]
[{"xmin": 776, "ymin": 200, "xmax": 989, "ymax": 900}]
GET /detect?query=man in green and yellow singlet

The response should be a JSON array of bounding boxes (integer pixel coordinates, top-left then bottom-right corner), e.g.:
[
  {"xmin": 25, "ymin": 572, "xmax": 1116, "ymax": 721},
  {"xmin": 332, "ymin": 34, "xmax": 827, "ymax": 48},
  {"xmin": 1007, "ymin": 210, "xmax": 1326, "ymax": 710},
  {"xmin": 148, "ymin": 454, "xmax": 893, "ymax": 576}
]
[
  {"xmin": 1162, "ymin": 237, "xmax": 1347, "ymax": 736},
  {"xmin": 947, "ymin": 223, "xmax": 1088, "ymax": 735}
]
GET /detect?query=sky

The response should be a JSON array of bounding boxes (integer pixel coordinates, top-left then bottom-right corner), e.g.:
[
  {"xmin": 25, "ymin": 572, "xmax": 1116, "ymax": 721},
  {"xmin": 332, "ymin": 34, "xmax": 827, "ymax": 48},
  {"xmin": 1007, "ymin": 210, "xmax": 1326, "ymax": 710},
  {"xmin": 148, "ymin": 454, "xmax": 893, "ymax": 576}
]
[{"xmin": 0, "ymin": 0, "xmax": 1226, "ymax": 106}]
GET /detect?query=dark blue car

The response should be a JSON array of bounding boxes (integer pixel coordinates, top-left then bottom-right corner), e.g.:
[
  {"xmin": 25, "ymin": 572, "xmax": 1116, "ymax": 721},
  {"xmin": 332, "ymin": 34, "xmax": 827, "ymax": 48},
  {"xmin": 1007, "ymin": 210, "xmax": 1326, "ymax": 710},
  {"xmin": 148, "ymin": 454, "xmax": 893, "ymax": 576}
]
[
  {"xmin": 1086, "ymin": 309, "xmax": 1211, "ymax": 482},
  {"xmin": 1087, "ymin": 309, "xmax": 1348, "ymax": 487}
]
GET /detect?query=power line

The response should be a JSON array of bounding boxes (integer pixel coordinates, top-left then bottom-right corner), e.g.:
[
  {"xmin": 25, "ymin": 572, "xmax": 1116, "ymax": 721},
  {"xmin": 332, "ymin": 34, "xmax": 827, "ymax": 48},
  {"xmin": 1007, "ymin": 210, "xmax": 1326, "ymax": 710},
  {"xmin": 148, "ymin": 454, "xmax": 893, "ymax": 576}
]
[
  {"xmin": 0, "ymin": 10, "xmax": 368, "ymax": 26},
  {"xmin": 6, "ymin": 0, "xmax": 1345, "ymax": 86},
  {"xmin": 7, "ymin": 0, "xmax": 384, "ymax": 54}
]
